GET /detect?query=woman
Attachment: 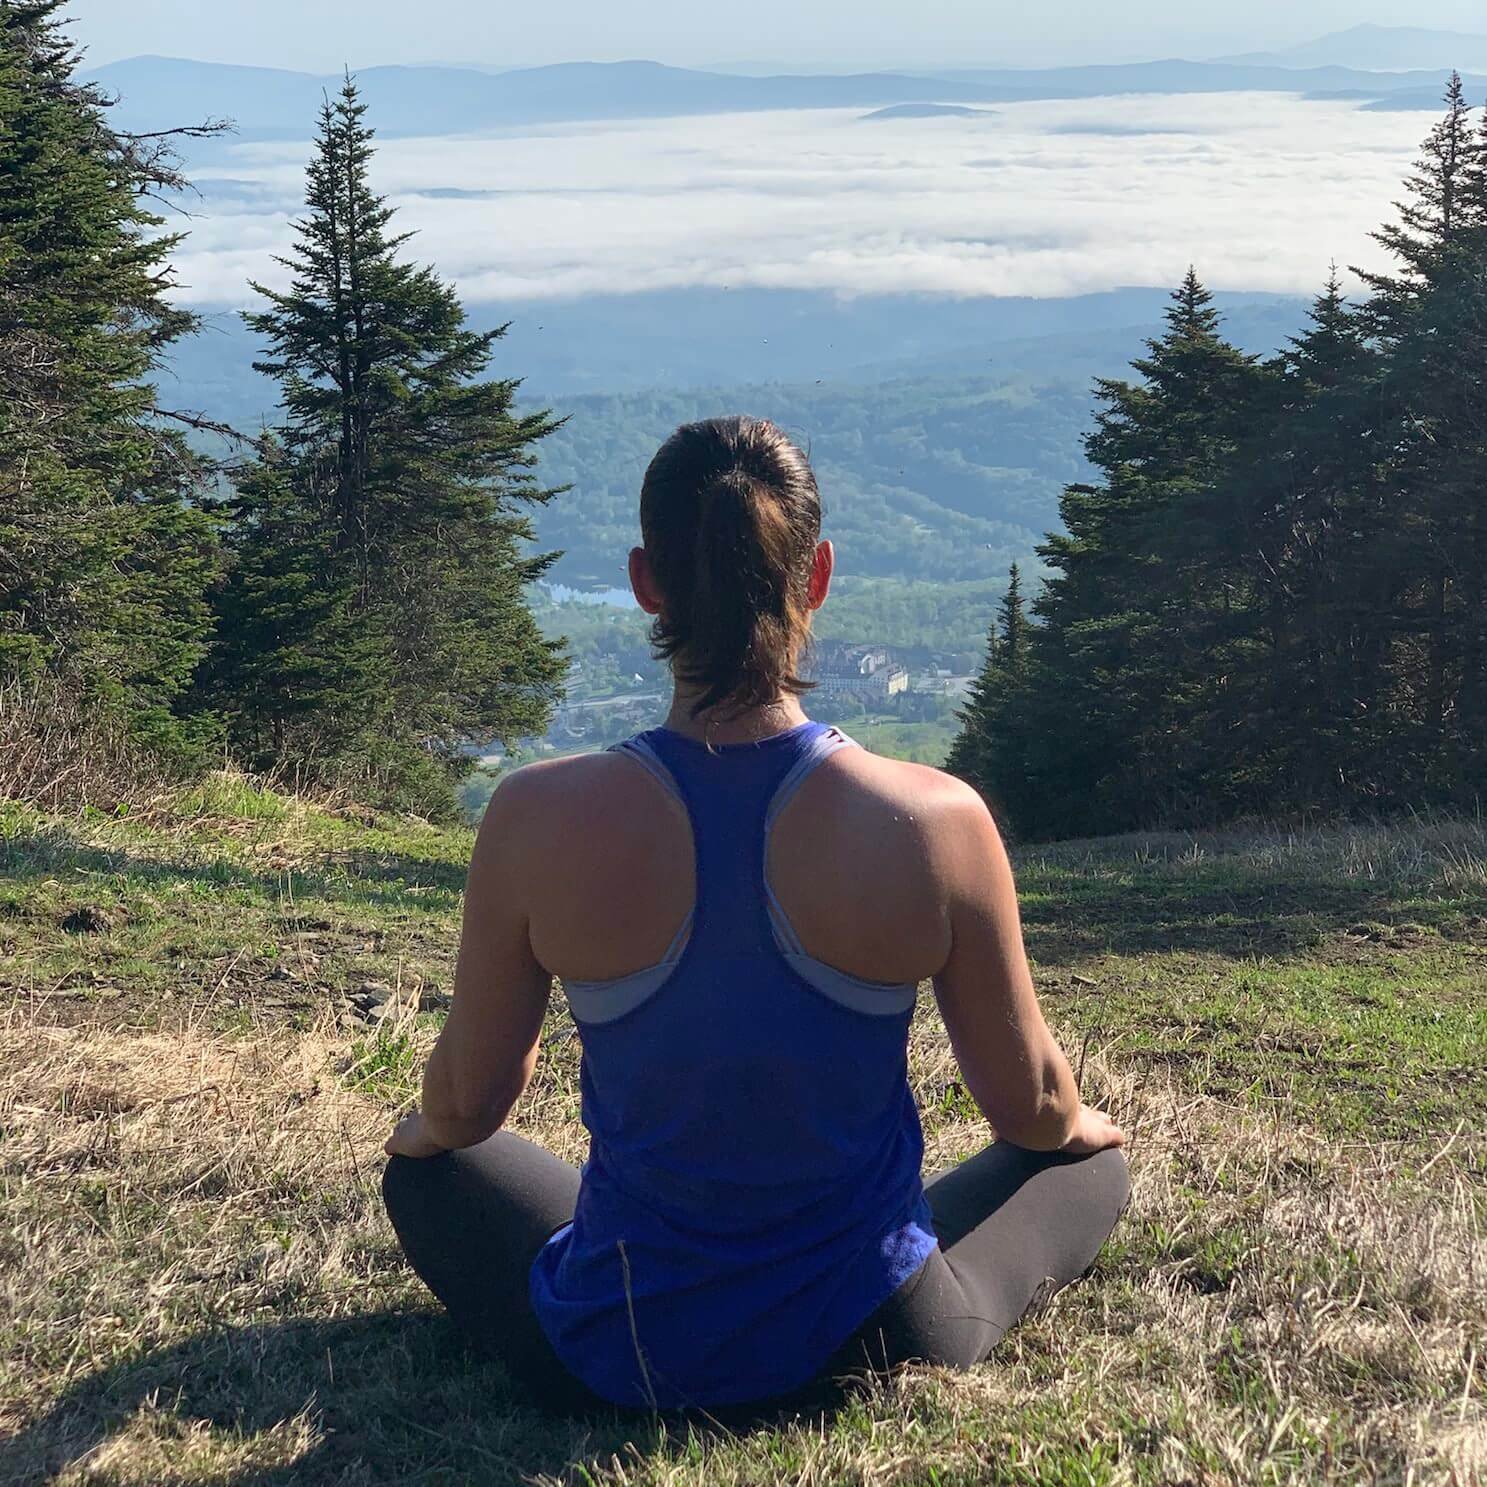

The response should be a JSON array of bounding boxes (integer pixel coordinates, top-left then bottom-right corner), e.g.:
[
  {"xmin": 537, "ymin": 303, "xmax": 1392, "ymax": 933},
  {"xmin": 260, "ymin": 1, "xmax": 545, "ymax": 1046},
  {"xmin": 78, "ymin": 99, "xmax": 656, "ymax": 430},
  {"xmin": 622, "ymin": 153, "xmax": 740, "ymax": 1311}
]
[{"xmin": 383, "ymin": 416, "xmax": 1129, "ymax": 1415}]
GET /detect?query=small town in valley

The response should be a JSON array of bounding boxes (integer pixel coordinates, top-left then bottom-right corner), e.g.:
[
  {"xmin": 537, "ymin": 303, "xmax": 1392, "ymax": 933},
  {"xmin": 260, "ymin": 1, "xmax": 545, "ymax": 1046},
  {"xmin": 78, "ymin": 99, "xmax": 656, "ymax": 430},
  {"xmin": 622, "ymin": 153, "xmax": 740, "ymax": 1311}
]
[{"xmin": 526, "ymin": 642, "xmax": 972, "ymax": 757}]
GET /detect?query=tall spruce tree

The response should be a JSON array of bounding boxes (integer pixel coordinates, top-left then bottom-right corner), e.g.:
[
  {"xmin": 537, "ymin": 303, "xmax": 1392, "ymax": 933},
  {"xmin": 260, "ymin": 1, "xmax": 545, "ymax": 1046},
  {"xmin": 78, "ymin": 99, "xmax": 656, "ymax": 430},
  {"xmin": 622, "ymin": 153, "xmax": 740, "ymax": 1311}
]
[
  {"xmin": 0, "ymin": 0, "xmax": 217, "ymax": 762},
  {"xmin": 208, "ymin": 77, "xmax": 567, "ymax": 808},
  {"xmin": 1024, "ymin": 271, "xmax": 1265, "ymax": 836},
  {"xmin": 1457, "ymin": 93, "xmax": 1487, "ymax": 789},
  {"xmin": 1224, "ymin": 271, "xmax": 1389, "ymax": 808},
  {"xmin": 1354, "ymin": 75, "xmax": 1487, "ymax": 801},
  {"xmin": 947, "ymin": 565, "xmax": 1032, "ymax": 825}
]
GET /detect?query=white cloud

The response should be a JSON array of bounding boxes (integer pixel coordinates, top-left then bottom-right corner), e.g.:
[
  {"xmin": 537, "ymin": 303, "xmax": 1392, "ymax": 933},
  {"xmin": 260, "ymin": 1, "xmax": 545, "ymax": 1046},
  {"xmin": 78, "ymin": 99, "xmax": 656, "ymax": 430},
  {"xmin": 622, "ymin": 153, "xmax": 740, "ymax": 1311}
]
[{"xmin": 168, "ymin": 93, "xmax": 1433, "ymax": 307}]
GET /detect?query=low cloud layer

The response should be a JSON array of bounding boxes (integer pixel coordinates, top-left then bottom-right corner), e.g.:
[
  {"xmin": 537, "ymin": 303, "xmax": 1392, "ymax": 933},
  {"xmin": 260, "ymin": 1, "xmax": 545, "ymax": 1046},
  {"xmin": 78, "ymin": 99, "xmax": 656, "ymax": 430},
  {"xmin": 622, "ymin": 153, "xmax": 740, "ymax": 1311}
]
[{"xmin": 171, "ymin": 93, "xmax": 1432, "ymax": 307}]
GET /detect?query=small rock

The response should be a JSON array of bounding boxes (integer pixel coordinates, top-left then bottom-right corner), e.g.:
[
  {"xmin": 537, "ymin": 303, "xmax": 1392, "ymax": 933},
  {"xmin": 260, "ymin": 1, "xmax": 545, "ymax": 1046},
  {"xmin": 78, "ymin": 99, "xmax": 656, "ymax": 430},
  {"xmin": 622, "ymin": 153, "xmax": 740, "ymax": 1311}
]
[
  {"xmin": 268, "ymin": 964, "xmax": 293, "ymax": 982},
  {"xmin": 357, "ymin": 980, "xmax": 394, "ymax": 1004},
  {"xmin": 62, "ymin": 905, "xmax": 113, "ymax": 935}
]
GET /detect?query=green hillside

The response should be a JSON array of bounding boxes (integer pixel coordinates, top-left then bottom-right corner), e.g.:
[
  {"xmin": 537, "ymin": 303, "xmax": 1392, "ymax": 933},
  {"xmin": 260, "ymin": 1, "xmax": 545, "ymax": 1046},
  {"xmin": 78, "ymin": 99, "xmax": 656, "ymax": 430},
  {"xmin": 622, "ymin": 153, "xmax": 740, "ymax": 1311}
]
[
  {"xmin": 160, "ymin": 288, "xmax": 1308, "ymax": 623},
  {"xmin": 536, "ymin": 378, "xmax": 1092, "ymax": 590}
]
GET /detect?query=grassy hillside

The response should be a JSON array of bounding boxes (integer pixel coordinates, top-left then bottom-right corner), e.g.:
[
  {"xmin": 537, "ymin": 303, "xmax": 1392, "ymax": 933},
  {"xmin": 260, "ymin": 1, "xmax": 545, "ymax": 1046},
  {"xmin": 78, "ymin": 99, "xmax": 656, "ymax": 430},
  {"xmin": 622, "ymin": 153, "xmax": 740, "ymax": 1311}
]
[{"xmin": 3, "ymin": 781, "xmax": 1484, "ymax": 1485}]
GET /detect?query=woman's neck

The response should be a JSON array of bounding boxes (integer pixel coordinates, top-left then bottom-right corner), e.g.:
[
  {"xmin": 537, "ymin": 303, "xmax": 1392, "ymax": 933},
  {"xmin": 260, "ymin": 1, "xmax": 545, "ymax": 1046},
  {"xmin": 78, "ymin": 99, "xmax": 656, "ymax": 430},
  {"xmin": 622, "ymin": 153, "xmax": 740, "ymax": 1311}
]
[{"xmin": 661, "ymin": 690, "xmax": 810, "ymax": 746}]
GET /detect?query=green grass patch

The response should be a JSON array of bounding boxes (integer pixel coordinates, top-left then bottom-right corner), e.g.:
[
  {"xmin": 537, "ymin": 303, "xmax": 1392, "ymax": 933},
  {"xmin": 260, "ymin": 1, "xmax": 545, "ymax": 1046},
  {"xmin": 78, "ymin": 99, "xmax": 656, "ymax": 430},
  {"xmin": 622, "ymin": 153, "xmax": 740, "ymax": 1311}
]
[{"xmin": 345, "ymin": 1022, "xmax": 425, "ymax": 1104}]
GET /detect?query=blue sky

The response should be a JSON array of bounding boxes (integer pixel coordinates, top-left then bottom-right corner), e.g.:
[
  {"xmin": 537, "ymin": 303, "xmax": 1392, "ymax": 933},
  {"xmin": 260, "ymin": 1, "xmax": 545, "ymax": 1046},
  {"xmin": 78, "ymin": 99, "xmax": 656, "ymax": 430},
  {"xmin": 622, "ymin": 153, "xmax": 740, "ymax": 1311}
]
[{"xmin": 67, "ymin": 0, "xmax": 1487, "ymax": 72}]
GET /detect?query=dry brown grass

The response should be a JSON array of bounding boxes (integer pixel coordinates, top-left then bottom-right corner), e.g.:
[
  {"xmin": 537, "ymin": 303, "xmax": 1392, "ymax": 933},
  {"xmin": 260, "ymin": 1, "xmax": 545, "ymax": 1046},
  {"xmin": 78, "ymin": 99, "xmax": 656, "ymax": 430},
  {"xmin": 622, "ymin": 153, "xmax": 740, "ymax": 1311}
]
[
  {"xmin": 2, "ymin": 983, "xmax": 1482, "ymax": 1486},
  {"xmin": 0, "ymin": 682, "xmax": 174, "ymax": 817}
]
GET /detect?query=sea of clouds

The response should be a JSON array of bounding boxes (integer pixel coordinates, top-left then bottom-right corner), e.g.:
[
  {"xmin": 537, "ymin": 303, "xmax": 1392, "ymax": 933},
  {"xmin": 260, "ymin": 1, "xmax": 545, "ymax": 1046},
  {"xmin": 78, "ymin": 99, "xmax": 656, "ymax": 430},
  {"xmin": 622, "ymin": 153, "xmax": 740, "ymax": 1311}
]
[{"xmin": 171, "ymin": 92, "xmax": 1431, "ymax": 306}]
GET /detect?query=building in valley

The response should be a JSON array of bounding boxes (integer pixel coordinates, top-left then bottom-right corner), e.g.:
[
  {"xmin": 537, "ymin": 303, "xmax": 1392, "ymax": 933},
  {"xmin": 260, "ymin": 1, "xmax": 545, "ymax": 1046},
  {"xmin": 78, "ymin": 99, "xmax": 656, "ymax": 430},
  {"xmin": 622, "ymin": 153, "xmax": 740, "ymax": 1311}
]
[{"xmin": 808, "ymin": 643, "xmax": 910, "ymax": 702}]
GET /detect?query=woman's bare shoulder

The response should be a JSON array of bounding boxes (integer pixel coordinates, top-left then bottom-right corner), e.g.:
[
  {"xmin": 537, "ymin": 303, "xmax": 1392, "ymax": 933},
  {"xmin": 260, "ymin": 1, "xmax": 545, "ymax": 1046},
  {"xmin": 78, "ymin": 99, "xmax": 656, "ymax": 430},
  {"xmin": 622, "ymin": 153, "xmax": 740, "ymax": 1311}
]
[
  {"xmin": 776, "ymin": 744, "xmax": 991, "ymax": 889},
  {"xmin": 826, "ymin": 745, "xmax": 988, "ymax": 825},
  {"xmin": 476, "ymin": 750, "xmax": 665, "ymax": 845}
]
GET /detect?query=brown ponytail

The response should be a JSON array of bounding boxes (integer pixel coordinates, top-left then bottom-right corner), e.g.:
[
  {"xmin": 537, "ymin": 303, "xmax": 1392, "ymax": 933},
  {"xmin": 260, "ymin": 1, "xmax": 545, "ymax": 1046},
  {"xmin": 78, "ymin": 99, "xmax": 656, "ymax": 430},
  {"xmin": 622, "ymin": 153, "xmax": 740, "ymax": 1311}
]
[{"xmin": 640, "ymin": 417, "xmax": 822, "ymax": 718}]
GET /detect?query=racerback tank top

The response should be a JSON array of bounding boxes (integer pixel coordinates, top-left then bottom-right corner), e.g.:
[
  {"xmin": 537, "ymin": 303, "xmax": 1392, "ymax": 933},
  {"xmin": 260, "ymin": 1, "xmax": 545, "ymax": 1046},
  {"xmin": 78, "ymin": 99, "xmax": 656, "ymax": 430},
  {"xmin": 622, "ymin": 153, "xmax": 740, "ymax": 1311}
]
[{"xmin": 527, "ymin": 720, "xmax": 937, "ymax": 1408}]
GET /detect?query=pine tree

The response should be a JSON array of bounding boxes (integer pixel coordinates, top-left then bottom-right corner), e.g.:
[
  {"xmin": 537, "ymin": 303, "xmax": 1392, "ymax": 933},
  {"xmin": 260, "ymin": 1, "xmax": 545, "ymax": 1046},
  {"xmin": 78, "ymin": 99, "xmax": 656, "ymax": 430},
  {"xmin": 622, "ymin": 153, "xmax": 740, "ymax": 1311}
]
[
  {"xmin": 1216, "ymin": 270, "xmax": 1388, "ymax": 808},
  {"xmin": 946, "ymin": 565, "xmax": 1032, "ymax": 825},
  {"xmin": 1355, "ymin": 76, "xmax": 1487, "ymax": 801},
  {"xmin": 946, "ymin": 611, "xmax": 1002, "ymax": 796},
  {"xmin": 201, "ymin": 438, "xmax": 371, "ymax": 768},
  {"xmin": 1025, "ymin": 272, "xmax": 1265, "ymax": 836},
  {"xmin": 0, "ymin": 0, "xmax": 217, "ymax": 763},
  {"xmin": 209, "ymin": 77, "xmax": 567, "ymax": 807},
  {"xmin": 1359, "ymin": 72, "xmax": 1477, "ymax": 316},
  {"xmin": 997, "ymin": 561, "xmax": 1030, "ymax": 676}
]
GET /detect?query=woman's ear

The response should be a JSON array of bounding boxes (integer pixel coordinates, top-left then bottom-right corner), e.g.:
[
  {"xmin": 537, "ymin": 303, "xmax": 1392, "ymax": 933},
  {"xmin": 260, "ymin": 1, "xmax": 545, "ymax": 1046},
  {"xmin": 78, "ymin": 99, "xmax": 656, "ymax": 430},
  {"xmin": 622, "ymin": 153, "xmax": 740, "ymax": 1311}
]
[
  {"xmin": 806, "ymin": 540, "xmax": 834, "ymax": 612},
  {"xmin": 629, "ymin": 546, "xmax": 664, "ymax": 616}
]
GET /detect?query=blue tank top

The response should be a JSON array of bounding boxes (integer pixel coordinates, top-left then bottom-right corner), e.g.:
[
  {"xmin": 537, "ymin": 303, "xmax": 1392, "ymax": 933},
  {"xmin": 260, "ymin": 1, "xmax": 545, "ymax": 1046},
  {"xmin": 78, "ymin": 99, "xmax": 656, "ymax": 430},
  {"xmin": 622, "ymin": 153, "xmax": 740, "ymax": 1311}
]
[{"xmin": 528, "ymin": 721, "xmax": 938, "ymax": 1409}]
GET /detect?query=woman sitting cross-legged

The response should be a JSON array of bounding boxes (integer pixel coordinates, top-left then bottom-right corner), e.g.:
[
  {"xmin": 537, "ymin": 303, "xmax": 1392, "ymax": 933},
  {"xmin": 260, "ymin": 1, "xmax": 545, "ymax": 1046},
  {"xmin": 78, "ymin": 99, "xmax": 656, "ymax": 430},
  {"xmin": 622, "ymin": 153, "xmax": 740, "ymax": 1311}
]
[{"xmin": 382, "ymin": 415, "xmax": 1129, "ymax": 1416}]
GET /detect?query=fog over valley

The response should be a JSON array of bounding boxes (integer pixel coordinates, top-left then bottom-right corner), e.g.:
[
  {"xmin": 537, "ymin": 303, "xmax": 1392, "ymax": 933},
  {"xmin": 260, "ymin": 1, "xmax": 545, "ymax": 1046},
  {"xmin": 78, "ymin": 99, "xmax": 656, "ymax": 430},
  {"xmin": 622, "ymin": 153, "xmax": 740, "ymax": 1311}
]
[{"xmin": 163, "ymin": 93, "xmax": 1432, "ymax": 309}]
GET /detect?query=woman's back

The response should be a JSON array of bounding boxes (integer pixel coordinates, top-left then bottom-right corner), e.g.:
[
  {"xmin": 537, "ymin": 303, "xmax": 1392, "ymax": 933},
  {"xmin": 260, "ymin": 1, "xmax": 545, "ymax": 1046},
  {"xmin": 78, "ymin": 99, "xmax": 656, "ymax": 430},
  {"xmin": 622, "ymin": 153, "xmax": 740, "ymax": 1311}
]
[
  {"xmin": 512, "ymin": 720, "xmax": 962, "ymax": 994},
  {"xmin": 523, "ymin": 720, "xmax": 962, "ymax": 1408}
]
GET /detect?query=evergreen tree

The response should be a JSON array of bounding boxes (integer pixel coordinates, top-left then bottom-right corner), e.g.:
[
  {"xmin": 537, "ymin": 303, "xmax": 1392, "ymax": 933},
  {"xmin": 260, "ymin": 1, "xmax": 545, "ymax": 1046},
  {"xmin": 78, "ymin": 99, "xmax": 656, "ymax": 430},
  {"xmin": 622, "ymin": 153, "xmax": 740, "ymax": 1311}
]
[
  {"xmin": 0, "ymin": 0, "xmax": 217, "ymax": 762},
  {"xmin": 1355, "ymin": 75, "xmax": 1487, "ymax": 801},
  {"xmin": 946, "ymin": 565, "xmax": 1032, "ymax": 825},
  {"xmin": 1024, "ymin": 272, "xmax": 1266, "ymax": 836},
  {"xmin": 202, "ymin": 438, "xmax": 370, "ymax": 768},
  {"xmin": 946, "ymin": 610, "xmax": 1002, "ymax": 796},
  {"xmin": 1005, "ymin": 89, "xmax": 1487, "ymax": 838},
  {"xmin": 1360, "ymin": 72, "xmax": 1478, "ymax": 314},
  {"xmin": 997, "ymin": 561, "xmax": 1030, "ymax": 675},
  {"xmin": 1230, "ymin": 270, "xmax": 1389, "ymax": 807},
  {"xmin": 208, "ymin": 77, "xmax": 567, "ymax": 806}
]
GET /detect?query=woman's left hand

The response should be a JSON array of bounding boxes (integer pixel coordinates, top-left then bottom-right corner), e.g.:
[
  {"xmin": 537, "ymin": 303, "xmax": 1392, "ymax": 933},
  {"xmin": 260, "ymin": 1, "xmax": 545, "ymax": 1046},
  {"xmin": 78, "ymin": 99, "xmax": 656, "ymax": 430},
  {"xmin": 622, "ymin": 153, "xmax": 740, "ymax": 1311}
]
[{"xmin": 385, "ymin": 1111, "xmax": 448, "ymax": 1160}]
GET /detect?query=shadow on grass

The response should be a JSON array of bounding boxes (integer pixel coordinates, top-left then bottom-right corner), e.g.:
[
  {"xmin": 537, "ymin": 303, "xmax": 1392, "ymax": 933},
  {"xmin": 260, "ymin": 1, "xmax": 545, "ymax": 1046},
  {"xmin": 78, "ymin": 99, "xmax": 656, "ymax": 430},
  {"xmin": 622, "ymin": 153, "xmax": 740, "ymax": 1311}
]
[
  {"xmin": 9, "ymin": 829, "xmax": 1479, "ymax": 966},
  {"xmin": 0, "ymin": 830, "xmax": 468, "ymax": 912},
  {"xmin": 5, "ymin": 1310, "xmax": 852, "ymax": 1487},
  {"xmin": 1017, "ymin": 871, "xmax": 1479, "ymax": 964}
]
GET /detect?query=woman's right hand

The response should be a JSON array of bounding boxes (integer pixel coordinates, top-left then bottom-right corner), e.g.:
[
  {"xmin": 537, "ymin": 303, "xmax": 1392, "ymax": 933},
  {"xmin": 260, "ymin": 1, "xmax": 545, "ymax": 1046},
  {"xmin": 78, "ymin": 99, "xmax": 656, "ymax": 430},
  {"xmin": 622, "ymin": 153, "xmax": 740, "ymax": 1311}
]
[{"xmin": 1061, "ymin": 1104, "xmax": 1127, "ymax": 1155}]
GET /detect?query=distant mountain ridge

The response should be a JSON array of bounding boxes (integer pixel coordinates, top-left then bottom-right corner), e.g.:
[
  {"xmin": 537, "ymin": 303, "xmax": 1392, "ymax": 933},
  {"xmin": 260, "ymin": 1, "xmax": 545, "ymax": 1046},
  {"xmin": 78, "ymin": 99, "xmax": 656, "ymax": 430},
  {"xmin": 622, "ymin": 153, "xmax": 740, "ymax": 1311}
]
[
  {"xmin": 163, "ymin": 286, "xmax": 1306, "ymax": 417},
  {"xmin": 1222, "ymin": 24, "xmax": 1487, "ymax": 73},
  {"xmin": 861, "ymin": 104, "xmax": 994, "ymax": 121},
  {"xmin": 85, "ymin": 53, "xmax": 1487, "ymax": 141}
]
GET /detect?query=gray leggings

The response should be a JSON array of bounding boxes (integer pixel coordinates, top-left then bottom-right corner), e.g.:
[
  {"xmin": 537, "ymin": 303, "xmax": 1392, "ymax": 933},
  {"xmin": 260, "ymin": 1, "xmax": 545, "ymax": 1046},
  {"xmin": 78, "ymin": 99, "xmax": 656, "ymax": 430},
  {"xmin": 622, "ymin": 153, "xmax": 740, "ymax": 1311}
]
[{"xmin": 383, "ymin": 1135, "xmax": 1130, "ymax": 1415}]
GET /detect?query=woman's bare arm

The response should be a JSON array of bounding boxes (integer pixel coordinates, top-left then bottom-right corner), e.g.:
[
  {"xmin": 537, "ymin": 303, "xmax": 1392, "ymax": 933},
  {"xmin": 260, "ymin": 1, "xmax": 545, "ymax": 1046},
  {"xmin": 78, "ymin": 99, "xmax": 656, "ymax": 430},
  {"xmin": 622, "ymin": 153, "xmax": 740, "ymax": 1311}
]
[
  {"xmin": 387, "ymin": 772, "xmax": 552, "ymax": 1156},
  {"xmin": 932, "ymin": 787, "xmax": 1123, "ymax": 1154}
]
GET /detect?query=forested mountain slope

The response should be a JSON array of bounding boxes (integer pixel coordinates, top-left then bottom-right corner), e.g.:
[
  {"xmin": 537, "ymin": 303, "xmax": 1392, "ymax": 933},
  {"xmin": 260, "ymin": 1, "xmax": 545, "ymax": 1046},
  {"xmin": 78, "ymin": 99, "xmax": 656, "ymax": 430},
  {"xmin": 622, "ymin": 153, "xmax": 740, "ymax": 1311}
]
[
  {"xmin": 165, "ymin": 289, "xmax": 1307, "ymax": 591},
  {"xmin": 536, "ymin": 378, "xmax": 1092, "ymax": 588}
]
